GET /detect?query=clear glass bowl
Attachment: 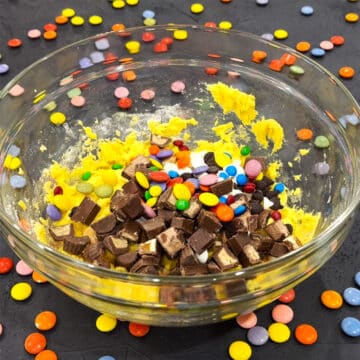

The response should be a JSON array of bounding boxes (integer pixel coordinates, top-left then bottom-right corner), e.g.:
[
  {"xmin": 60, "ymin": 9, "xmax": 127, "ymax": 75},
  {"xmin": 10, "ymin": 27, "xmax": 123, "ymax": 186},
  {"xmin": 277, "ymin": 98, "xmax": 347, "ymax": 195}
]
[{"xmin": 0, "ymin": 25, "xmax": 359, "ymax": 326}]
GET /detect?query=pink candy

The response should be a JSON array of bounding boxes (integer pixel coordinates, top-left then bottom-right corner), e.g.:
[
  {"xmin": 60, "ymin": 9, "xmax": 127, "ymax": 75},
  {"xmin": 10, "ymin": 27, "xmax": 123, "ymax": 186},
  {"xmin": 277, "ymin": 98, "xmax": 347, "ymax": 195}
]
[
  {"xmin": 245, "ymin": 159, "xmax": 262, "ymax": 178},
  {"xmin": 236, "ymin": 312, "xmax": 257, "ymax": 329},
  {"xmin": 16, "ymin": 259, "xmax": 33, "ymax": 276},
  {"xmin": 199, "ymin": 173, "xmax": 218, "ymax": 186}
]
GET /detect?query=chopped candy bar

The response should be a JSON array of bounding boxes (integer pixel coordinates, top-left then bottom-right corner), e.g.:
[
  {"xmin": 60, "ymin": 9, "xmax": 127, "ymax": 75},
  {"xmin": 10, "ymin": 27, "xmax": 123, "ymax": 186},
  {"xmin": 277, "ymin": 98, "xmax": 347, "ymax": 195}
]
[
  {"xmin": 157, "ymin": 227, "xmax": 185, "ymax": 258},
  {"xmin": 213, "ymin": 245, "xmax": 239, "ymax": 271},
  {"xmin": 138, "ymin": 238, "xmax": 159, "ymax": 256},
  {"xmin": 270, "ymin": 242, "xmax": 290, "ymax": 257},
  {"xmin": 49, "ymin": 223, "xmax": 74, "ymax": 241},
  {"xmin": 140, "ymin": 217, "xmax": 166, "ymax": 239},
  {"xmin": 265, "ymin": 220, "xmax": 290, "ymax": 241},
  {"xmin": 117, "ymin": 221, "xmax": 141, "ymax": 242},
  {"xmin": 197, "ymin": 209, "xmax": 222, "ymax": 233},
  {"xmin": 91, "ymin": 214, "xmax": 117, "ymax": 235},
  {"xmin": 103, "ymin": 235, "xmax": 129, "ymax": 255},
  {"xmin": 188, "ymin": 227, "xmax": 216, "ymax": 254},
  {"xmin": 82, "ymin": 242, "xmax": 104, "ymax": 262},
  {"xmin": 116, "ymin": 251, "xmax": 138, "ymax": 269},
  {"xmin": 228, "ymin": 233, "xmax": 252, "ymax": 256},
  {"xmin": 63, "ymin": 235, "xmax": 90, "ymax": 255},
  {"xmin": 183, "ymin": 199, "xmax": 202, "ymax": 218},
  {"xmin": 150, "ymin": 134, "xmax": 171, "ymax": 148},
  {"xmin": 283, "ymin": 235, "xmax": 302, "ymax": 251},
  {"xmin": 179, "ymin": 245, "xmax": 198, "ymax": 266},
  {"xmin": 210, "ymin": 178, "xmax": 233, "ymax": 196},
  {"xmin": 110, "ymin": 191, "xmax": 144, "ymax": 220},
  {"xmin": 180, "ymin": 263, "xmax": 209, "ymax": 276},
  {"xmin": 171, "ymin": 216, "xmax": 194, "ymax": 234},
  {"xmin": 70, "ymin": 197, "xmax": 100, "ymax": 225}
]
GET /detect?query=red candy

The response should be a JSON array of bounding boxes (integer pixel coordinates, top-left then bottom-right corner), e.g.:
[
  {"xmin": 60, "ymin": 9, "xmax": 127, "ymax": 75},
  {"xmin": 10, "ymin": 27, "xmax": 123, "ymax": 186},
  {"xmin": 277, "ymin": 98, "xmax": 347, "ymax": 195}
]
[
  {"xmin": 278, "ymin": 288, "xmax": 296, "ymax": 303},
  {"xmin": 226, "ymin": 194, "xmax": 236, "ymax": 205},
  {"xmin": 142, "ymin": 31, "xmax": 156, "ymax": 42},
  {"xmin": 0, "ymin": 257, "xmax": 14, "ymax": 274},
  {"xmin": 178, "ymin": 144, "xmax": 190, "ymax": 151},
  {"xmin": 243, "ymin": 182, "xmax": 256, "ymax": 193},
  {"xmin": 167, "ymin": 177, "xmax": 184, "ymax": 187},
  {"xmin": 149, "ymin": 171, "xmax": 170, "ymax": 183},
  {"xmin": 153, "ymin": 42, "xmax": 168, "ymax": 53},
  {"xmin": 53, "ymin": 186, "xmax": 63, "ymax": 195},
  {"xmin": 173, "ymin": 139, "xmax": 184, "ymax": 147},
  {"xmin": 271, "ymin": 210, "xmax": 282, "ymax": 220}
]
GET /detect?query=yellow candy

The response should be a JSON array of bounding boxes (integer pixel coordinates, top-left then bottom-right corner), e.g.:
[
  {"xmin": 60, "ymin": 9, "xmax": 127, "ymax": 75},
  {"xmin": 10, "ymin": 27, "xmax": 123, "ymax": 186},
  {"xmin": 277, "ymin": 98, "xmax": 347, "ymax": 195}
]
[
  {"xmin": 62, "ymin": 8, "xmax": 76, "ymax": 18},
  {"xmin": 268, "ymin": 322, "xmax": 291, "ymax": 343},
  {"xmin": 345, "ymin": 12, "xmax": 359, "ymax": 22},
  {"xmin": 95, "ymin": 314, "xmax": 117, "ymax": 332},
  {"xmin": 173, "ymin": 183, "xmax": 191, "ymax": 201},
  {"xmin": 4, "ymin": 154, "xmax": 22, "ymax": 170},
  {"xmin": 228, "ymin": 340, "xmax": 252, "ymax": 360},
  {"xmin": 113, "ymin": 0, "xmax": 126, "ymax": 8},
  {"xmin": 149, "ymin": 158, "xmax": 163, "ymax": 169},
  {"xmin": 126, "ymin": 0, "xmax": 139, "ymax": 5},
  {"xmin": 125, "ymin": 40, "xmax": 141, "ymax": 54},
  {"xmin": 144, "ymin": 18, "xmax": 157, "ymax": 26},
  {"xmin": 43, "ymin": 100, "xmax": 57, "ymax": 112},
  {"xmin": 101, "ymin": 169, "xmax": 118, "ymax": 186},
  {"xmin": 274, "ymin": 29, "xmax": 288, "ymax": 40},
  {"xmin": 214, "ymin": 151, "xmax": 232, "ymax": 168},
  {"xmin": 146, "ymin": 197, "xmax": 158, "ymax": 208},
  {"xmin": 88, "ymin": 15, "xmax": 103, "ymax": 25},
  {"xmin": 199, "ymin": 192, "xmax": 219, "ymax": 207},
  {"xmin": 173, "ymin": 29, "xmax": 188, "ymax": 40},
  {"xmin": 33, "ymin": 91, "xmax": 46, "ymax": 104},
  {"xmin": 50, "ymin": 112, "xmax": 66, "ymax": 125},
  {"xmin": 53, "ymin": 195, "xmax": 72, "ymax": 212},
  {"xmin": 71, "ymin": 16, "xmax": 85, "ymax": 26},
  {"xmin": 10, "ymin": 282, "xmax": 32, "ymax": 301},
  {"xmin": 149, "ymin": 185, "xmax": 162, "ymax": 197},
  {"xmin": 190, "ymin": 3, "xmax": 205, "ymax": 14},
  {"xmin": 135, "ymin": 171, "xmax": 150, "ymax": 189},
  {"xmin": 218, "ymin": 21, "xmax": 232, "ymax": 30}
]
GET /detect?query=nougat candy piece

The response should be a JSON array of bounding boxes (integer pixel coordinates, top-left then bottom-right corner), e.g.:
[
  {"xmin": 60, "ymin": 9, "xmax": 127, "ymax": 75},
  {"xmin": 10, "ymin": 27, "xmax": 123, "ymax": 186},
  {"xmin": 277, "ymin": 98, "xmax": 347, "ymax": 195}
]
[
  {"xmin": 213, "ymin": 245, "xmax": 239, "ymax": 271},
  {"xmin": 138, "ymin": 238, "xmax": 159, "ymax": 256},
  {"xmin": 103, "ymin": 235, "xmax": 129, "ymax": 256},
  {"xmin": 150, "ymin": 134, "xmax": 171, "ymax": 148},
  {"xmin": 117, "ymin": 221, "xmax": 141, "ymax": 242},
  {"xmin": 183, "ymin": 199, "xmax": 202, "ymax": 219}
]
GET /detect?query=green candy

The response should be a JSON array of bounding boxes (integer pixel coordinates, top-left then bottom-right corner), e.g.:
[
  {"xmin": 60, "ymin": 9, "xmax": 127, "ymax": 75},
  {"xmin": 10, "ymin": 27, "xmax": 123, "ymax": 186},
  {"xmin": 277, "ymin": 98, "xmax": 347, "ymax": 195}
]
[
  {"xmin": 111, "ymin": 163, "xmax": 123, "ymax": 170},
  {"xmin": 289, "ymin": 65, "xmax": 305, "ymax": 76},
  {"xmin": 144, "ymin": 190, "xmax": 152, "ymax": 201},
  {"xmin": 314, "ymin": 135, "xmax": 330, "ymax": 148},
  {"xmin": 175, "ymin": 199, "xmax": 190, "ymax": 211},
  {"xmin": 81, "ymin": 171, "xmax": 92, "ymax": 181},
  {"xmin": 149, "ymin": 166, "xmax": 159, "ymax": 171},
  {"xmin": 76, "ymin": 182, "xmax": 94, "ymax": 194},
  {"xmin": 95, "ymin": 184, "xmax": 113, "ymax": 198},
  {"xmin": 67, "ymin": 87, "xmax": 82, "ymax": 99},
  {"xmin": 240, "ymin": 146, "xmax": 251, "ymax": 156}
]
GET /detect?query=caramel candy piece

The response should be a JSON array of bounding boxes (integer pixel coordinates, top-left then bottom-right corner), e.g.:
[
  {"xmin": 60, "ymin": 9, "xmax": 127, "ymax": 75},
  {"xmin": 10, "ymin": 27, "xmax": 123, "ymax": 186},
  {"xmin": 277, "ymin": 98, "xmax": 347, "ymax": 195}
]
[
  {"xmin": 188, "ymin": 228, "xmax": 216, "ymax": 254},
  {"xmin": 49, "ymin": 223, "xmax": 74, "ymax": 241},
  {"xmin": 70, "ymin": 197, "xmax": 100, "ymax": 225},
  {"xmin": 138, "ymin": 238, "xmax": 159, "ymax": 256},
  {"xmin": 150, "ymin": 134, "xmax": 171, "ymax": 148},
  {"xmin": 213, "ymin": 245, "xmax": 239, "ymax": 271},
  {"xmin": 104, "ymin": 235, "xmax": 129, "ymax": 256},
  {"xmin": 63, "ymin": 235, "xmax": 90, "ymax": 255},
  {"xmin": 265, "ymin": 220, "xmax": 290, "ymax": 241},
  {"xmin": 157, "ymin": 227, "xmax": 185, "ymax": 259},
  {"xmin": 117, "ymin": 221, "xmax": 141, "ymax": 242}
]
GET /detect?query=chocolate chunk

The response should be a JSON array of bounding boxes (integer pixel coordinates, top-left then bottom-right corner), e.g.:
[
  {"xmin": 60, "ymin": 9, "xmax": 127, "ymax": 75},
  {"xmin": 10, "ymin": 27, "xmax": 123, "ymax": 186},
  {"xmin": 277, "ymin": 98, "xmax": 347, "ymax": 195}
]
[
  {"xmin": 83, "ymin": 226, "xmax": 99, "ymax": 244},
  {"xmin": 122, "ymin": 180, "xmax": 142, "ymax": 195},
  {"xmin": 157, "ymin": 227, "xmax": 185, "ymax": 258},
  {"xmin": 248, "ymin": 214, "xmax": 259, "ymax": 232},
  {"xmin": 122, "ymin": 155, "xmax": 151, "ymax": 180},
  {"xmin": 228, "ymin": 233, "xmax": 251, "ymax": 256},
  {"xmin": 140, "ymin": 217, "xmax": 166, "ymax": 239},
  {"xmin": 110, "ymin": 191, "xmax": 144, "ymax": 220},
  {"xmin": 239, "ymin": 243, "xmax": 261, "ymax": 267},
  {"xmin": 283, "ymin": 235, "xmax": 302, "ymax": 251},
  {"xmin": 270, "ymin": 242, "xmax": 289, "ymax": 257},
  {"xmin": 254, "ymin": 176, "xmax": 274, "ymax": 191},
  {"xmin": 70, "ymin": 197, "xmax": 100, "ymax": 225},
  {"xmin": 179, "ymin": 245, "xmax": 198, "ymax": 266},
  {"xmin": 188, "ymin": 228, "xmax": 216, "ymax": 254},
  {"xmin": 150, "ymin": 134, "xmax": 171, "ymax": 148},
  {"xmin": 208, "ymin": 165, "xmax": 221, "ymax": 173},
  {"xmin": 182, "ymin": 286, "xmax": 216, "ymax": 303},
  {"xmin": 180, "ymin": 263, "xmax": 209, "ymax": 276},
  {"xmin": 130, "ymin": 255, "xmax": 160, "ymax": 274},
  {"xmin": 157, "ymin": 186, "xmax": 177, "ymax": 210},
  {"xmin": 207, "ymin": 260, "xmax": 222, "ymax": 274},
  {"xmin": 138, "ymin": 238, "xmax": 159, "ymax": 256},
  {"xmin": 82, "ymin": 242, "xmax": 104, "ymax": 262},
  {"xmin": 258, "ymin": 210, "xmax": 271, "ymax": 228},
  {"xmin": 93, "ymin": 256, "xmax": 111, "ymax": 268},
  {"xmin": 171, "ymin": 216, "xmax": 194, "ymax": 234},
  {"xmin": 103, "ymin": 235, "xmax": 129, "ymax": 255},
  {"xmin": 181, "ymin": 172, "xmax": 193, "ymax": 181},
  {"xmin": 183, "ymin": 199, "xmax": 202, "ymax": 218},
  {"xmin": 91, "ymin": 214, "xmax": 117, "ymax": 235},
  {"xmin": 285, "ymin": 223, "xmax": 293, "ymax": 234},
  {"xmin": 204, "ymin": 152, "xmax": 217, "ymax": 166},
  {"xmin": 252, "ymin": 190, "xmax": 264, "ymax": 202},
  {"xmin": 265, "ymin": 220, "xmax": 290, "ymax": 241},
  {"xmin": 250, "ymin": 232, "xmax": 274, "ymax": 253},
  {"xmin": 249, "ymin": 200, "xmax": 263, "ymax": 214},
  {"xmin": 117, "ymin": 221, "xmax": 141, "ymax": 242},
  {"xmin": 213, "ymin": 245, "xmax": 239, "ymax": 271},
  {"xmin": 229, "ymin": 194, "xmax": 248, "ymax": 209},
  {"xmin": 269, "ymin": 197, "xmax": 283, "ymax": 210},
  {"xmin": 197, "ymin": 209, "xmax": 222, "ymax": 233},
  {"xmin": 63, "ymin": 235, "xmax": 90, "ymax": 255},
  {"xmin": 231, "ymin": 214, "xmax": 249, "ymax": 233},
  {"xmin": 159, "ymin": 286, "xmax": 183, "ymax": 306},
  {"xmin": 116, "ymin": 251, "xmax": 138, "ymax": 269},
  {"xmin": 157, "ymin": 209, "xmax": 176, "ymax": 225},
  {"xmin": 210, "ymin": 178, "xmax": 233, "ymax": 196},
  {"xmin": 49, "ymin": 224, "xmax": 74, "ymax": 241}
]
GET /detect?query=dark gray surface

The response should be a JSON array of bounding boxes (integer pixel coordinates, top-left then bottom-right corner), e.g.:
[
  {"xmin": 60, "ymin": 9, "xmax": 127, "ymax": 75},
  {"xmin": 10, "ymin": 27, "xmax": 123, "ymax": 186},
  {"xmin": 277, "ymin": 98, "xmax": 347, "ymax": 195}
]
[{"xmin": 0, "ymin": 0, "xmax": 360, "ymax": 359}]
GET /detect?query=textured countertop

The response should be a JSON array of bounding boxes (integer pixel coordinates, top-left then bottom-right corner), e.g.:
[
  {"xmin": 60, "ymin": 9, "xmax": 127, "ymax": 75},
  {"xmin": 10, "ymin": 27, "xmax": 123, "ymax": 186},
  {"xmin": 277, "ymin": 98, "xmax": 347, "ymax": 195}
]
[{"xmin": 0, "ymin": 1, "xmax": 359, "ymax": 359}]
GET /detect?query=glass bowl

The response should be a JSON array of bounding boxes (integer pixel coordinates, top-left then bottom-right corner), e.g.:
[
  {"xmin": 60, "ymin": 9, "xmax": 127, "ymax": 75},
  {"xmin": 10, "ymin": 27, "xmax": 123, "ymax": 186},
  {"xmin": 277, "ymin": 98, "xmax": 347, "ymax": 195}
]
[{"xmin": 0, "ymin": 25, "xmax": 359, "ymax": 326}]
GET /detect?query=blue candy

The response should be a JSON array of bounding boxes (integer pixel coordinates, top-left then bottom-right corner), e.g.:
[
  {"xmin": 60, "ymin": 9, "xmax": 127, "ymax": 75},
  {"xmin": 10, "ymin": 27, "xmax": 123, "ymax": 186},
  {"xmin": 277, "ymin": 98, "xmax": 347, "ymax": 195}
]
[
  {"xmin": 143, "ymin": 10, "xmax": 155, "ymax": 18},
  {"xmin": 343, "ymin": 287, "xmax": 360, "ymax": 306},
  {"xmin": 236, "ymin": 174, "xmax": 248, "ymax": 186},
  {"xmin": 355, "ymin": 272, "xmax": 360, "ymax": 287},
  {"xmin": 218, "ymin": 172, "xmax": 229, "ymax": 180},
  {"xmin": 219, "ymin": 196, "xmax": 227, "ymax": 204},
  {"xmin": 98, "ymin": 356, "xmax": 116, "ymax": 360},
  {"xmin": 90, "ymin": 51, "xmax": 105, "ymax": 64},
  {"xmin": 0, "ymin": 63, "xmax": 9, "ymax": 74},
  {"xmin": 225, "ymin": 165, "xmax": 237, "ymax": 177},
  {"xmin": 341, "ymin": 317, "xmax": 360, "ymax": 337},
  {"xmin": 79, "ymin": 57, "xmax": 93, "ymax": 69},
  {"xmin": 247, "ymin": 326, "xmax": 269, "ymax": 346},
  {"xmin": 274, "ymin": 182, "xmax": 285, "ymax": 193},
  {"xmin": 168, "ymin": 170, "xmax": 179, "ymax": 179},
  {"xmin": 310, "ymin": 48, "xmax": 325, "ymax": 57},
  {"xmin": 301, "ymin": 5, "xmax": 314, "ymax": 16},
  {"xmin": 9, "ymin": 175, "xmax": 27, "ymax": 189},
  {"xmin": 7, "ymin": 144, "xmax": 21, "ymax": 157},
  {"xmin": 234, "ymin": 205, "xmax": 247, "ymax": 216}
]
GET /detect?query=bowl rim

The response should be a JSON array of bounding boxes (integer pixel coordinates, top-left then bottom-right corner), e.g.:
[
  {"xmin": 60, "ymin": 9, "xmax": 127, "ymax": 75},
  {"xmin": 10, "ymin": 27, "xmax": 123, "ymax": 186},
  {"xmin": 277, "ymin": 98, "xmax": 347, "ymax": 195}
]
[{"xmin": 1, "ymin": 24, "xmax": 360, "ymax": 285}]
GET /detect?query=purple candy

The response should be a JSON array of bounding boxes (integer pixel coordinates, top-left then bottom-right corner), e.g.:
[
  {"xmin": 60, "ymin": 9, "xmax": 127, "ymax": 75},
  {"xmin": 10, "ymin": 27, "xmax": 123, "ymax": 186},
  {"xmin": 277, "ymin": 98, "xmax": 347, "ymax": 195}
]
[
  {"xmin": 150, "ymin": 181, "xmax": 167, "ymax": 191},
  {"xmin": 79, "ymin": 57, "xmax": 94, "ymax": 69},
  {"xmin": 247, "ymin": 326, "xmax": 269, "ymax": 346},
  {"xmin": 90, "ymin": 51, "xmax": 105, "ymax": 64},
  {"xmin": 313, "ymin": 161, "xmax": 330, "ymax": 175},
  {"xmin": 0, "ymin": 63, "xmax": 9, "ymax": 74},
  {"xmin": 46, "ymin": 204, "xmax": 62, "ymax": 221},
  {"xmin": 185, "ymin": 178, "xmax": 200, "ymax": 189},
  {"xmin": 9, "ymin": 175, "xmax": 26, "ymax": 189},
  {"xmin": 157, "ymin": 149, "xmax": 173, "ymax": 159},
  {"xmin": 192, "ymin": 165, "xmax": 209, "ymax": 175}
]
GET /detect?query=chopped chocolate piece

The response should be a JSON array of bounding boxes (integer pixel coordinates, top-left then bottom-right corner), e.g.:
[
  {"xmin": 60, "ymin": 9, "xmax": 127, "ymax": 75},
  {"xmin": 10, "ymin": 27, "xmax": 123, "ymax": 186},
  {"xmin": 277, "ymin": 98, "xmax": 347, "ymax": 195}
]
[
  {"xmin": 181, "ymin": 172, "xmax": 193, "ymax": 181},
  {"xmin": 258, "ymin": 210, "xmax": 271, "ymax": 228},
  {"xmin": 83, "ymin": 226, "xmax": 99, "ymax": 244},
  {"xmin": 117, "ymin": 220, "xmax": 141, "ymax": 242},
  {"xmin": 197, "ymin": 209, "xmax": 222, "ymax": 233},
  {"xmin": 63, "ymin": 235, "xmax": 90, "ymax": 255},
  {"xmin": 254, "ymin": 176, "xmax": 274, "ymax": 191},
  {"xmin": 110, "ymin": 191, "xmax": 144, "ymax": 220},
  {"xmin": 248, "ymin": 214, "xmax": 259, "ymax": 232},
  {"xmin": 159, "ymin": 286, "xmax": 183, "ymax": 306},
  {"xmin": 157, "ymin": 209, "xmax": 176, "ymax": 225},
  {"xmin": 239, "ymin": 243, "xmax": 262, "ymax": 267},
  {"xmin": 70, "ymin": 197, "xmax": 100, "ymax": 225},
  {"xmin": 91, "ymin": 214, "xmax": 117, "ymax": 235},
  {"xmin": 252, "ymin": 190, "xmax": 264, "ymax": 202},
  {"xmin": 93, "ymin": 256, "xmax": 111, "ymax": 268},
  {"xmin": 210, "ymin": 178, "xmax": 233, "ymax": 197},
  {"xmin": 250, "ymin": 232, "xmax": 274, "ymax": 253},
  {"xmin": 283, "ymin": 235, "xmax": 302, "ymax": 251},
  {"xmin": 82, "ymin": 242, "xmax": 104, "ymax": 262},
  {"xmin": 157, "ymin": 187, "xmax": 177, "ymax": 210},
  {"xmin": 138, "ymin": 238, "xmax": 159, "ymax": 256},
  {"xmin": 270, "ymin": 197, "xmax": 283, "ymax": 210},
  {"xmin": 116, "ymin": 251, "xmax": 138, "ymax": 269},
  {"xmin": 182, "ymin": 286, "xmax": 216, "ymax": 303},
  {"xmin": 188, "ymin": 228, "xmax": 217, "ymax": 254},
  {"xmin": 222, "ymin": 278, "xmax": 247, "ymax": 297},
  {"xmin": 122, "ymin": 155, "xmax": 151, "ymax": 180},
  {"xmin": 104, "ymin": 235, "xmax": 129, "ymax": 255},
  {"xmin": 270, "ymin": 242, "xmax": 289, "ymax": 257},
  {"xmin": 228, "ymin": 233, "xmax": 251, "ymax": 256},
  {"xmin": 208, "ymin": 260, "xmax": 222, "ymax": 274},
  {"xmin": 213, "ymin": 245, "xmax": 239, "ymax": 271},
  {"xmin": 122, "ymin": 180, "xmax": 142, "ymax": 195},
  {"xmin": 208, "ymin": 165, "xmax": 221, "ymax": 173},
  {"xmin": 180, "ymin": 263, "xmax": 209, "ymax": 276},
  {"xmin": 204, "ymin": 152, "xmax": 217, "ymax": 166},
  {"xmin": 183, "ymin": 199, "xmax": 202, "ymax": 218},
  {"xmin": 285, "ymin": 223, "xmax": 293, "ymax": 234},
  {"xmin": 49, "ymin": 224, "xmax": 74, "ymax": 241},
  {"xmin": 249, "ymin": 200, "xmax": 263, "ymax": 214},
  {"xmin": 171, "ymin": 216, "xmax": 194, "ymax": 234},
  {"xmin": 150, "ymin": 134, "xmax": 171, "ymax": 148},
  {"xmin": 229, "ymin": 194, "xmax": 248, "ymax": 209},
  {"xmin": 179, "ymin": 245, "xmax": 198, "ymax": 266},
  {"xmin": 266, "ymin": 190, "xmax": 278, "ymax": 199},
  {"xmin": 231, "ymin": 214, "xmax": 249, "ymax": 233},
  {"xmin": 130, "ymin": 256, "xmax": 160, "ymax": 274},
  {"xmin": 157, "ymin": 227, "xmax": 185, "ymax": 258},
  {"xmin": 265, "ymin": 220, "xmax": 290, "ymax": 241},
  {"xmin": 140, "ymin": 217, "xmax": 166, "ymax": 239}
]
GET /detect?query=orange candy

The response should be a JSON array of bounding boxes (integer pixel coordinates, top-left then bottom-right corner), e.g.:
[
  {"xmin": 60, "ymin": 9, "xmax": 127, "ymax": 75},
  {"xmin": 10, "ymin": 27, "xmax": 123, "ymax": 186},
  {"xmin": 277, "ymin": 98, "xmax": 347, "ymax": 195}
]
[
  {"xmin": 294, "ymin": 324, "xmax": 318, "ymax": 345},
  {"xmin": 55, "ymin": 15, "xmax": 69, "ymax": 25},
  {"xmin": 148, "ymin": 144, "xmax": 160, "ymax": 155},
  {"xmin": 280, "ymin": 52, "xmax": 297, "ymax": 65},
  {"xmin": 112, "ymin": 23, "xmax": 126, "ymax": 32},
  {"xmin": 278, "ymin": 288, "xmax": 296, "ymax": 303},
  {"xmin": 35, "ymin": 311, "xmax": 57, "ymax": 331},
  {"xmin": 128, "ymin": 322, "xmax": 150, "ymax": 337},
  {"xmin": 268, "ymin": 59, "xmax": 284, "ymax": 72},
  {"xmin": 338, "ymin": 66, "xmax": 355, "ymax": 79},
  {"xmin": 8, "ymin": 38, "xmax": 23, "ymax": 48},
  {"xmin": 122, "ymin": 70, "xmax": 137, "ymax": 82},
  {"xmin": 24, "ymin": 332, "xmax": 47, "ymax": 355},
  {"xmin": 252, "ymin": 50, "xmax": 267, "ymax": 63},
  {"xmin": 184, "ymin": 181, "xmax": 196, "ymax": 195},
  {"xmin": 215, "ymin": 203, "xmax": 234, "ymax": 222},
  {"xmin": 320, "ymin": 290, "xmax": 343, "ymax": 309},
  {"xmin": 32, "ymin": 271, "xmax": 48, "ymax": 284},
  {"xmin": 43, "ymin": 30, "xmax": 57, "ymax": 40},
  {"xmin": 295, "ymin": 41, "xmax": 311, "ymax": 53},
  {"xmin": 330, "ymin": 35, "xmax": 345, "ymax": 46},
  {"xmin": 35, "ymin": 349, "xmax": 58, "ymax": 360},
  {"xmin": 205, "ymin": 67, "xmax": 219, "ymax": 75},
  {"xmin": 296, "ymin": 128, "xmax": 313, "ymax": 141}
]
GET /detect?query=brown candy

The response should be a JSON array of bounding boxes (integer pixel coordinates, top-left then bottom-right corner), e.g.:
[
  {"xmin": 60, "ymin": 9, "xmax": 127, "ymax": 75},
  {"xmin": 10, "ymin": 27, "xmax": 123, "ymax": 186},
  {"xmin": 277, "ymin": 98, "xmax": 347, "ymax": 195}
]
[
  {"xmin": 103, "ymin": 235, "xmax": 129, "ymax": 256},
  {"xmin": 49, "ymin": 223, "xmax": 74, "ymax": 241},
  {"xmin": 138, "ymin": 238, "xmax": 159, "ymax": 256},
  {"xmin": 140, "ymin": 217, "xmax": 166, "ymax": 239},
  {"xmin": 213, "ymin": 245, "xmax": 239, "ymax": 271},
  {"xmin": 188, "ymin": 228, "xmax": 216, "ymax": 254},
  {"xmin": 157, "ymin": 227, "xmax": 185, "ymax": 258},
  {"xmin": 171, "ymin": 216, "xmax": 194, "ymax": 234},
  {"xmin": 116, "ymin": 251, "xmax": 138, "ymax": 269},
  {"xmin": 63, "ymin": 235, "xmax": 90, "ymax": 255},
  {"xmin": 150, "ymin": 134, "xmax": 171, "ymax": 148},
  {"xmin": 91, "ymin": 214, "xmax": 117, "ymax": 235},
  {"xmin": 197, "ymin": 209, "xmax": 222, "ymax": 233},
  {"xmin": 265, "ymin": 220, "xmax": 290, "ymax": 241},
  {"xmin": 117, "ymin": 221, "xmax": 141, "ymax": 242},
  {"xmin": 70, "ymin": 197, "xmax": 100, "ymax": 225},
  {"xmin": 110, "ymin": 191, "xmax": 144, "ymax": 220},
  {"xmin": 210, "ymin": 178, "xmax": 233, "ymax": 196}
]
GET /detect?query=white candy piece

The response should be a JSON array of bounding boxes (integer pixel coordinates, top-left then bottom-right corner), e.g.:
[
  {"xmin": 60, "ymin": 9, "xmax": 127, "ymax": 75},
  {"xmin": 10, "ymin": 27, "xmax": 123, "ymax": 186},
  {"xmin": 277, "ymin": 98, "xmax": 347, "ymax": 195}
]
[
  {"xmin": 263, "ymin": 197, "xmax": 274, "ymax": 209},
  {"xmin": 196, "ymin": 250, "xmax": 209, "ymax": 264},
  {"xmin": 190, "ymin": 151, "xmax": 207, "ymax": 168}
]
